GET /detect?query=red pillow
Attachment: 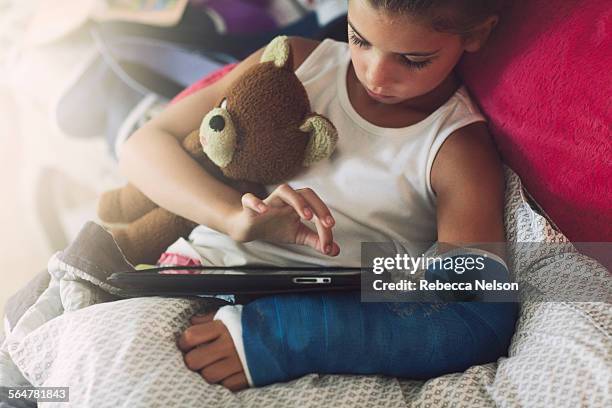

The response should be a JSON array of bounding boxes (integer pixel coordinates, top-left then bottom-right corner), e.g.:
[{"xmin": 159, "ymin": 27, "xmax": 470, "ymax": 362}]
[{"xmin": 459, "ymin": 0, "xmax": 611, "ymax": 266}]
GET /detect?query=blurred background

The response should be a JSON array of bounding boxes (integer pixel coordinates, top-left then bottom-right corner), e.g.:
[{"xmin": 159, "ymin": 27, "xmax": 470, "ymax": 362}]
[{"xmin": 0, "ymin": 0, "xmax": 348, "ymax": 334}]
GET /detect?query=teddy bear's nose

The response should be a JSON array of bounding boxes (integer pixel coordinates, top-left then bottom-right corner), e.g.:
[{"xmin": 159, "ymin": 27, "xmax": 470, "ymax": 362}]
[{"xmin": 209, "ymin": 115, "xmax": 225, "ymax": 132}]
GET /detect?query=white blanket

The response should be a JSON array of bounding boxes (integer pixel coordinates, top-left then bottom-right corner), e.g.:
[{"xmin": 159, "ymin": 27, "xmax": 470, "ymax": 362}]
[{"xmin": 1, "ymin": 167, "xmax": 610, "ymax": 407}]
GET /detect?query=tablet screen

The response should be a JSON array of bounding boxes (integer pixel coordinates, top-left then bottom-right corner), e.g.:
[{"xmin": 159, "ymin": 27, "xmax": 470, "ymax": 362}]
[{"xmin": 136, "ymin": 265, "xmax": 364, "ymax": 275}]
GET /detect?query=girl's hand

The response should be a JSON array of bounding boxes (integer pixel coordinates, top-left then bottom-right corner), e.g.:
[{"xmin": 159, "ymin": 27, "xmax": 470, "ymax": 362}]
[
  {"xmin": 227, "ymin": 184, "xmax": 341, "ymax": 256},
  {"xmin": 177, "ymin": 312, "xmax": 248, "ymax": 392}
]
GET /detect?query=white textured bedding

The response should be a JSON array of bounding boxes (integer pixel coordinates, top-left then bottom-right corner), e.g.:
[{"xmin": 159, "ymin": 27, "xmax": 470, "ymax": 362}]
[{"xmin": 0, "ymin": 168, "xmax": 610, "ymax": 407}]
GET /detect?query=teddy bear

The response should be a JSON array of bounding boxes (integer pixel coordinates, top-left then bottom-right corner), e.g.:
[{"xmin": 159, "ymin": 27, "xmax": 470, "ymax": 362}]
[{"xmin": 97, "ymin": 35, "xmax": 338, "ymax": 266}]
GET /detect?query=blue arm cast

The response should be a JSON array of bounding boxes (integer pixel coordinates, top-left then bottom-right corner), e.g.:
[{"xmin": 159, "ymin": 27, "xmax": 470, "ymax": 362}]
[{"xmin": 241, "ymin": 254, "xmax": 519, "ymax": 387}]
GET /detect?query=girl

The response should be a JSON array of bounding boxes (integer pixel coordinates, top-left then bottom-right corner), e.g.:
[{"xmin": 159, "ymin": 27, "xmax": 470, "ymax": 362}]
[{"xmin": 122, "ymin": 0, "xmax": 516, "ymax": 392}]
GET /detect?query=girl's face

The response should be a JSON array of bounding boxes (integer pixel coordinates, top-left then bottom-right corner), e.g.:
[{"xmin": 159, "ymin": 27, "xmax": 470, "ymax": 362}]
[{"xmin": 347, "ymin": 0, "xmax": 467, "ymax": 105}]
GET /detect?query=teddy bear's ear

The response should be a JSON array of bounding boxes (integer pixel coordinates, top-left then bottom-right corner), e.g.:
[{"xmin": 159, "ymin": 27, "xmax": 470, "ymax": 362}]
[
  {"xmin": 299, "ymin": 115, "xmax": 338, "ymax": 166},
  {"xmin": 260, "ymin": 35, "xmax": 293, "ymax": 70}
]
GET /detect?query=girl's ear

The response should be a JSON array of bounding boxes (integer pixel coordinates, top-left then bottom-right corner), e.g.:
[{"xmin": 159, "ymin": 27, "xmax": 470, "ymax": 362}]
[{"xmin": 463, "ymin": 15, "xmax": 499, "ymax": 53}]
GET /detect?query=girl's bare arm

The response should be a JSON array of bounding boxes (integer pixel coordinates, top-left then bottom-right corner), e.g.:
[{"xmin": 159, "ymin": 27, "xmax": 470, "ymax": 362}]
[
  {"xmin": 118, "ymin": 37, "xmax": 319, "ymax": 236},
  {"xmin": 431, "ymin": 122, "xmax": 506, "ymax": 258}
]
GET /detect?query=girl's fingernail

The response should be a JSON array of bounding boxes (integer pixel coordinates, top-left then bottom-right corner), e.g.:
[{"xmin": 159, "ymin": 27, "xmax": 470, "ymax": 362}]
[
  {"xmin": 257, "ymin": 203, "xmax": 267, "ymax": 212},
  {"xmin": 303, "ymin": 207, "xmax": 312, "ymax": 218},
  {"xmin": 325, "ymin": 216, "xmax": 334, "ymax": 226}
]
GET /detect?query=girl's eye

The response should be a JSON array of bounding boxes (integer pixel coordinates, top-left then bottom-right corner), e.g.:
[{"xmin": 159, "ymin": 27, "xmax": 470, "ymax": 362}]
[
  {"xmin": 401, "ymin": 58, "xmax": 432, "ymax": 70},
  {"xmin": 348, "ymin": 32, "xmax": 369, "ymax": 48},
  {"xmin": 349, "ymin": 29, "xmax": 432, "ymax": 71}
]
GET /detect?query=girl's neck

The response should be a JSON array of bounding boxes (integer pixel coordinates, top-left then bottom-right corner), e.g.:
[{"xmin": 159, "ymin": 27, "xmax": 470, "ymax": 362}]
[
  {"xmin": 346, "ymin": 63, "xmax": 461, "ymax": 128},
  {"xmin": 398, "ymin": 71, "xmax": 461, "ymax": 114}
]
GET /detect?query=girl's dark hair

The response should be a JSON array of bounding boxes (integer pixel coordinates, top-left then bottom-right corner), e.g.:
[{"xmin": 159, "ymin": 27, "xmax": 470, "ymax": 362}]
[{"xmin": 364, "ymin": 0, "xmax": 504, "ymax": 36}]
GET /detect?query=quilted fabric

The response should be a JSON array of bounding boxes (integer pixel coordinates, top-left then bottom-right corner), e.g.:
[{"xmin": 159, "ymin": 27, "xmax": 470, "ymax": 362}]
[{"xmin": 4, "ymin": 168, "xmax": 610, "ymax": 407}]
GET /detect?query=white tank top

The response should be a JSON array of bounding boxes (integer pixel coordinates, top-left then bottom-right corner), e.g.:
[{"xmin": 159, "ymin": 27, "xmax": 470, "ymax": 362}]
[{"xmin": 174, "ymin": 39, "xmax": 486, "ymax": 267}]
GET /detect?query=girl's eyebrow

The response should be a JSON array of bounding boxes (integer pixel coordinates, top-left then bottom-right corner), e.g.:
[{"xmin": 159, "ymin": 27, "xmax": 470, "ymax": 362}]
[{"xmin": 347, "ymin": 19, "xmax": 440, "ymax": 57}]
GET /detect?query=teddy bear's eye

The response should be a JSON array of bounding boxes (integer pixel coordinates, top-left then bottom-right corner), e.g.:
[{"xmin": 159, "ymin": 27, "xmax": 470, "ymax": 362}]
[
  {"xmin": 219, "ymin": 98, "xmax": 228, "ymax": 109},
  {"xmin": 209, "ymin": 115, "xmax": 225, "ymax": 132}
]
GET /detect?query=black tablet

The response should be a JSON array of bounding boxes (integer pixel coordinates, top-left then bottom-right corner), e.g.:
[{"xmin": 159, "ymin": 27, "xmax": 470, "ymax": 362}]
[{"xmin": 106, "ymin": 265, "xmax": 364, "ymax": 297}]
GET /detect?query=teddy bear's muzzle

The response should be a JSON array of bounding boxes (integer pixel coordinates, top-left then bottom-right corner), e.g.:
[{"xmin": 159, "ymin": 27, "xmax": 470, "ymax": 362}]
[{"xmin": 199, "ymin": 107, "xmax": 238, "ymax": 168}]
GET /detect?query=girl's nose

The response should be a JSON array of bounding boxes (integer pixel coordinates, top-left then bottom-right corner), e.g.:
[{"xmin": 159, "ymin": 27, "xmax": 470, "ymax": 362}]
[{"xmin": 365, "ymin": 55, "xmax": 392, "ymax": 91}]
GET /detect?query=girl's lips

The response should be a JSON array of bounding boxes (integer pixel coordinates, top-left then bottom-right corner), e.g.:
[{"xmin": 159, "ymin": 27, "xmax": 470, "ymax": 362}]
[{"xmin": 366, "ymin": 88, "xmax": 394, "ymax": 99}]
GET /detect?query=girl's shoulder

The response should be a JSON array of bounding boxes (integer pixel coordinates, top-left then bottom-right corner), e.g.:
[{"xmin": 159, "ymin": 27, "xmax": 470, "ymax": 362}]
[
  {"xmin": 289, "ymin": 36, "xmax": 352, "ymax": 84},
  {"xmin": 287, "ymin": 36, "xmax": 323, "ymax": 72}
]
